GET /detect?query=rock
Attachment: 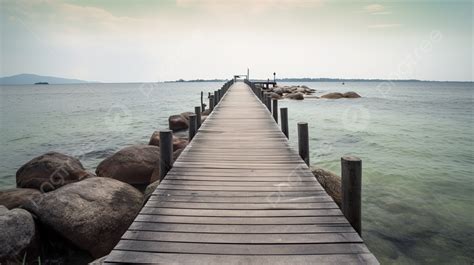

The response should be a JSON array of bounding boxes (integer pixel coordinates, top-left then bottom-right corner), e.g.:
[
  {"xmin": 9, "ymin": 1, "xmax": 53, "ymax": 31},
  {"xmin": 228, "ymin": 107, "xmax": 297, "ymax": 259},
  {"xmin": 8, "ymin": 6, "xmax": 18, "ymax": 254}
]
[
  {"xmin": 296, "ymin": 87, "xmax": 306, "ymax": 93},
  {"xmin": 23, "ymin": 177, "xmax": 143, "ymax": 258},
  {"xmin": 143, "ymin": 180, "xmax": 160, "ymax": 204},
  {"xmin": 0, "ymin": 188, "xmax": 42, "ymax": 209},
  {"xmin": 284, "ymin": 92, "xmax": 304, "ymax": 100},
  {"xmin": 342, "ymin": 91, "xmax": 361, "ymax": 98},
  {"xmin": 273, "ymin": 87, "xmax": 283, "ymax": 95},
  {"xmin": 321, "ymin": 92, "xmax": 361, "ymax": 99},
  {"xmin": 0, "ymin": 206, "xmax": 38, "ymax": 262},
  {"xmin": 173, "ymin": 148, "xmax": 185, "ymax": 161},
  {"xmin": 16, "ymin": 152, "xmax": 92, "ymax": 192},
  {"xmin": 168, "ymin": 115, "xmax": 188, "ymax": 131},
  {"xmin": 202, "ymin": 109, "xmax": 211, "ymax": 115},
  {"xmin": 96, "ymin": 145, "xmax": 160, "ymax": 188},
  {"xmin": 269, "ymin": 92, "xmax": 282, "ymax": 100},
  {"xmin": 321, "ymin": 92, "xmax": 344, "ymax": 99},
  {"xmin": 148, "ymin": 131, "xmax": 188, "ymax": 151},
  {"xmin": 311, "ymin": 167, "xmax": 342, "ymax": 207}
]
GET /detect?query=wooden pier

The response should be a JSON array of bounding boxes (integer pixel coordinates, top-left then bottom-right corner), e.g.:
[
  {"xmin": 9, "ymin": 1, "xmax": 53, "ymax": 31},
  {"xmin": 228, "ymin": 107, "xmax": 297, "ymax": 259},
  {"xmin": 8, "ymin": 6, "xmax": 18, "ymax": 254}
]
[{"xmin": 105, "ymin": 81, "xmax": 378, "ymax": 264}]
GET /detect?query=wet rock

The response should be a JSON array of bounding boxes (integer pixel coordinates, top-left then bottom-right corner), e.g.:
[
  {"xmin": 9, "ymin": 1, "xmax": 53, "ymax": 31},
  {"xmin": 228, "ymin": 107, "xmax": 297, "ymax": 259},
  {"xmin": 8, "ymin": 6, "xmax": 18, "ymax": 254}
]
[
  {"xmin": 23, "ymin": 177, "xmax": 142, "ymax": 258},
  {"xmin": 0, "ymin": 188, "xmax": 42, "ymax": 209},
  {"xmin": 16, "ymin": 152, "xmax": 92, "ymax": 192},
  {"xmin": 0, "ymin": 206, "xmax": 38, "ymax": 263},
  {"xmin": 269, "ymin": 92, "xmax": 282, "ymax": 100},
  {"xmin": 284, "ymin": 92, "xmax": 304, "ymax": 100},
  {"xmin": 148, "ymin": 131, "xmax": 189, "ymax": 151},
  {"xmin": 311, "ymin": 166, "xmax": 342, "ymax": 207},
  {"xmin": 96, "ymin": 145, "xmax": 160, "ymax": 188},
  {"xmin": 143, "ymin": 180, "xmax": 160, "ymax": 204}
]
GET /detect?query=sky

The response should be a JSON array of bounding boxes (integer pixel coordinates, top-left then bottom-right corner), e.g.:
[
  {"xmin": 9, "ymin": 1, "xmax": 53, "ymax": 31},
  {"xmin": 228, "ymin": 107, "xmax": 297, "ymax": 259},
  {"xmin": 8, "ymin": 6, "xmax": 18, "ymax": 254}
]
[{"xmin": 0, "ymin": 0, "xmax": 472, "ymax": 82}]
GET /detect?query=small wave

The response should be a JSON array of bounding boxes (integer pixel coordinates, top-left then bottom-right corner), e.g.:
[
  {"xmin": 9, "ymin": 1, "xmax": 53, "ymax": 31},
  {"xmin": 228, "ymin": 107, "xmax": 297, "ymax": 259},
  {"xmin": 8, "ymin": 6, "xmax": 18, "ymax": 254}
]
[{"xmin": 8, "ymin": 136, "xmax": 32, "ymax": 142}]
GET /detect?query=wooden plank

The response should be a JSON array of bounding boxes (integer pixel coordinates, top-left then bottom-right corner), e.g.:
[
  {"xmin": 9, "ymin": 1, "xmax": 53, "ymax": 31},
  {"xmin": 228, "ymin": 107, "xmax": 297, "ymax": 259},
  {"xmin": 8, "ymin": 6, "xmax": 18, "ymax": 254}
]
[
  {"xmin": 149, "ymin": 194, "xmax": 335, "ymax": 203},
  {"xmin": 128, "ymin": 222, "xmax": 353, "ymax": 233},
  {"xmin": 113, "ymin": 240, "xmax": 370, "ymax": 255},
  {"xmin": 121, "ymin": 230, "xmax": 363, "ymax": 244},
  {"xmin": 144, "ymin": 201, "xmax": 339, "ymax": 209},
  {"xmin": 139, "ymin": 208, "xmax": 344, "ymax": 217},
  {"xmin": 105, "ymin": 251, "xmax": 379, "ymax": 264}
]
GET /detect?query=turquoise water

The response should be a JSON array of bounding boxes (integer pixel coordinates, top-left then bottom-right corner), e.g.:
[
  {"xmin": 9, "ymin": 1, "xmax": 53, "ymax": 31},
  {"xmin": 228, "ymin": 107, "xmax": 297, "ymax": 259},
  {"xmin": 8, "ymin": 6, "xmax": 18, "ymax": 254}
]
[{"xmin": 0, "ymin": 81, "xmax": 473, "ymax": 264}]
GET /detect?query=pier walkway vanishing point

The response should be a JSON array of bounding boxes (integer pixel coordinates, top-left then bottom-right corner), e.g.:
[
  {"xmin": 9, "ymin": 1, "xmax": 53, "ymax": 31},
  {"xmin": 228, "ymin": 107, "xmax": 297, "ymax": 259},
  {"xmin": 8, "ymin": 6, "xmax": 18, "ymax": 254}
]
[{"xmin": 105, "ymin": 81, "xmax": 378, "ymax": 264}]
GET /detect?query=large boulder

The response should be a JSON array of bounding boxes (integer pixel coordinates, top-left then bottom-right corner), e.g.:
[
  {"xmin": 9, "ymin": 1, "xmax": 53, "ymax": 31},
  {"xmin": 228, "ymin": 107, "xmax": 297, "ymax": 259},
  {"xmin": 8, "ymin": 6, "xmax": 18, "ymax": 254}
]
[
  {"xmin": 168, "ymin": 115, "xmax": 188, "ymax": 131},
  {"xmin": 96, "ymin": 145, "xmax": 160, "ymax": 188},
  {"xmin": 23, "ymin": 177, "xmax": 142, "ymax": 258},
  {"xmin": 148, "ymin": 131, "xmax": 188, "ymax": 151},
  {"xmin": 0, "ymin": 206, "xmax": 38, "ymax": 263},
  {"xmin": 16, "ymin": 152, "xmax": 92, "ymax": 192},
  {"xmin": 311, "ymin": 166, "xmax": 342, "ymax": 207},
  {"xmin": 269, "ymin": 92, "xmax": 282, "ymax": 100},
  {"xmin": 0, "ymin": 188, "xmax": 42, "ymax": 209},
  {"xmin": 342, "ymin": 91, "xmax": 361, "ymax": 98},
  {"xmin": 321, "ymin": 92, "xmax": 344, "ymax": 99},
  {"xmin": 284, "ymin": 92, "xmax": 304, "ymax": 100}
]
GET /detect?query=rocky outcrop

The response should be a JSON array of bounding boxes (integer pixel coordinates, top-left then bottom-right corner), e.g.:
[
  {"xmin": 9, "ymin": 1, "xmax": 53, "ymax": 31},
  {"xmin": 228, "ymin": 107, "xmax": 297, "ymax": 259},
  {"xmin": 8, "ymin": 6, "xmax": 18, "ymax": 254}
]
[
  {"xmin": 23, "ymin": 177, "xmax": 142, "ymax": 258},
  {"xmin": 16, "ymin": 152, "xmax": 92, "ymax": 192},
  {"xmin": 321, "ymin": 91, "xmax": 361, "ymax": 99},
  {"xmin": 143, "ymin": 180, "xmax": 160, "ymax": 203},
  {"xmin": 96, "ymin": 145, "xmax": 160, "ymax": 189},
  {"xmin": 0, "ymin": 188, "xmax": 42, "ymax": 209},
  {"xmin": 311, "ymin": 166, "xmax": 342, "ymax": 207},
  {"xmin": 148, "ymin": 131, "xmax": 188, "ymax": 151},
  {"xmin": 0, "ymin": 206, "xmax": 38, "ymax": 263}
]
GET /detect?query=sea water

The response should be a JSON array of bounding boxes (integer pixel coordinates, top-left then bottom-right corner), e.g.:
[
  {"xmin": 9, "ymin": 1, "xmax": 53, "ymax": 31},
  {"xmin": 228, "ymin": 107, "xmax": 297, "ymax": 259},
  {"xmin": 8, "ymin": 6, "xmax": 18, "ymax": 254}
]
[{"xmin": 0, "ymin": 81, "xmax": 472, "ymax": 264}]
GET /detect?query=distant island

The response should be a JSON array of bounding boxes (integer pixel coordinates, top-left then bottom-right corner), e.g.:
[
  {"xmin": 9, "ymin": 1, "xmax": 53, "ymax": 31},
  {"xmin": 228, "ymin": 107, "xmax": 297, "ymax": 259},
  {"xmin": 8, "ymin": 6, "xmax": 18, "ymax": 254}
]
[
  {"xmin": 165, "ymin": 78, "xmax": 228, "ymax": 83},
  {"xmin": 165, "ymin": 77, "xmax": 468, "ymax": 83},
  {"xmin": 0, "ymin": 74, "xmax": 91, "ymax": 85}
]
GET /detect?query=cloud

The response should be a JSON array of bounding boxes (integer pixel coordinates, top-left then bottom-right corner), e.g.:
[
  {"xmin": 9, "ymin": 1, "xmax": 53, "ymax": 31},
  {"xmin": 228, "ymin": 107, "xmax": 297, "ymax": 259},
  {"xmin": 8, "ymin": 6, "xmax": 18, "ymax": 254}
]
[{"xmin": 368, "ymin": 23, "xmax": 402, "ymax": 29}]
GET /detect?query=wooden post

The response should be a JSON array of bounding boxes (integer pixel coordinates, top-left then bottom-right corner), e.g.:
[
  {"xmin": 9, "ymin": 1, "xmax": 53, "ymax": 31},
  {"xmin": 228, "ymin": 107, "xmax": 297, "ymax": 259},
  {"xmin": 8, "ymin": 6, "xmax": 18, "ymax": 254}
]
[
  {"xmin": 266, "ymin": 95, "xmax": 272, "ymax": 111},
  {"xmin": 298, "ymin": 122, "xmax": 309, "ymax": 166},
  {"xmin": 341, "ymin": 156, "xmax": 362, "ymax": 236},
  {"xmin": 189, "ymin": 114, "xmax": 197, "ymax": 140},
  {"xmin": 214, "ymin": 91, "xmax": 218, "ymax": 104},
  {"xmin": 159, "ymin": 130, "xmax": 173, "ymax": 181},
  {"xmin": 272, "ymin": 99, "xmax": 278, "ymax": 123},
  {"xmin": 194, "ymin": 106, "xmax": 201, "ymax": 129},
  {"xmin": 201, "ymin": 91, "xmax": 205, "ymax": 111},
  {"xmin": 209, "ymin": 95, "xmax": 214, "ymax": 111},
  {"xmin": 281, "ymin": 108, "xmax": 288, "ymax": 138}
]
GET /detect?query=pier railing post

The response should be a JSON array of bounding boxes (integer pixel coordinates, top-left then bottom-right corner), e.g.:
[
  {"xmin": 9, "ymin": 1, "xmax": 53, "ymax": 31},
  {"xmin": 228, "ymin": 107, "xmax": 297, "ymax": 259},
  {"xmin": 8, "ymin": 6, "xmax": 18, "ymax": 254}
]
[
  {"xmin": 159, "ymin": 130, "xmax": 173, "ymax": 181},
  {"xmin": 209, "ymin": 95, "xmax": 214, "ymax": 111},
  {"xmin": 298, "ymin": 122, "xmax": 309, "ymax": 166},
  {"xmin": 272, "ymin": 99, "xmax": 278, "ymax": 123},
  {"xmin": 214, "ymin": 91, "xmax": 218, "ymax": 105},
  {"xmin": 341, "ymin": 156, "xmax": 362, "ymax": 236},
  {"xmin": 194, "ymin": 106, "xmax": 202, "ymax": 129},
  {"xmin": 201, "ymin": 91, "xmax": 205, "ymax": 111},
  {"xmin": 189, "ymin": 114, "xmax": 197, "ymax": 140},
  {"xmin": 281, "ymin": 108, "xmax": 288, "ymax": 138},
  {"xmin": 266, "ymin": 95, "xmax": 272, "ymax": 111}
]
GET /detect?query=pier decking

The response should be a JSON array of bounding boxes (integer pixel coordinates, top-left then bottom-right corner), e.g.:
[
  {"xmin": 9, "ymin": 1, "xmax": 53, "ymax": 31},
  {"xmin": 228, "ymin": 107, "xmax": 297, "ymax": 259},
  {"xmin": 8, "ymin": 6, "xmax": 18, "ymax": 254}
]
[{"xmin": 105, "ymin": 82, "xmax": 378, "ymax": 264}]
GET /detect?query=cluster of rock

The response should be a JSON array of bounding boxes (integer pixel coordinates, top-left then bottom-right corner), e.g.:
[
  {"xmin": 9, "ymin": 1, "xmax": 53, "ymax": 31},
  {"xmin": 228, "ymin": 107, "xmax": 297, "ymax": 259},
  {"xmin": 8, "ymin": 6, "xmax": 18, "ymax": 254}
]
[
  {"xmin": 311, "ymin": 166, "xmax": 342, "ymax": 208},
  {"xmin": 0, "ymin": 127, "xmax": 190, "ymax": 263},
  {"xmin": 259, "ymin": 85, "xmax": 316, "ymax": 100},
  {"xmin": 258, "ymin": 84, "xmax": 361, "ymax": 100}
]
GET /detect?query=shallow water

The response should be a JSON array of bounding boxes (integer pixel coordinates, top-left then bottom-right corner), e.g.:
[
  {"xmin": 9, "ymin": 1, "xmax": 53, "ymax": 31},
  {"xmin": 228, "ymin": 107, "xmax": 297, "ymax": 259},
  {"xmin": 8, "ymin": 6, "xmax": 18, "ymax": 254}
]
[{"xmin": 0, "ymin": 81, "xmax": 473, "ymax": 264}]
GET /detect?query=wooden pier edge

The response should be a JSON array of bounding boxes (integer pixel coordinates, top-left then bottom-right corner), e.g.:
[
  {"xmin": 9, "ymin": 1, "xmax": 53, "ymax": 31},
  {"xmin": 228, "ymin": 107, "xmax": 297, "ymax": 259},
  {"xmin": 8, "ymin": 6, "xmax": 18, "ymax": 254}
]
[{"xmin": 104, "ymin": 79, "xmax": 378, "ymax": 264}]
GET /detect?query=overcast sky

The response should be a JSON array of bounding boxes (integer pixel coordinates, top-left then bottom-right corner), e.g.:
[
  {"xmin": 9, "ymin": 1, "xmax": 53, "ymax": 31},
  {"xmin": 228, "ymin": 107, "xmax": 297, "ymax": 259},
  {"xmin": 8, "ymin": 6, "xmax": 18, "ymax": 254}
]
[{"xmin": 1, "ymin": 0, "xmax": 472, "ymax": 82}]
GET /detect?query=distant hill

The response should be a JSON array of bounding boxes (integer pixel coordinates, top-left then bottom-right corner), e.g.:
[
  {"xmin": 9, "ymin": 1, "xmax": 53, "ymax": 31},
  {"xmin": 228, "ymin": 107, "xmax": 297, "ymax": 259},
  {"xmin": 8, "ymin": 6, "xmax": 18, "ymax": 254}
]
[{"xmin": 0, "ymin": 74, "xmax": 91, "ymax": 85}]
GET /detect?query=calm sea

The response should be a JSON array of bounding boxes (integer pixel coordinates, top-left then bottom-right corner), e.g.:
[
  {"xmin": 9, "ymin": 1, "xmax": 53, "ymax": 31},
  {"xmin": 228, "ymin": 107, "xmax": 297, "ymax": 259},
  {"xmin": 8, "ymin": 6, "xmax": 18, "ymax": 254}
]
[{"xmin": 0, "ymin": 81, "xmax": 472, "ymax": 264}]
